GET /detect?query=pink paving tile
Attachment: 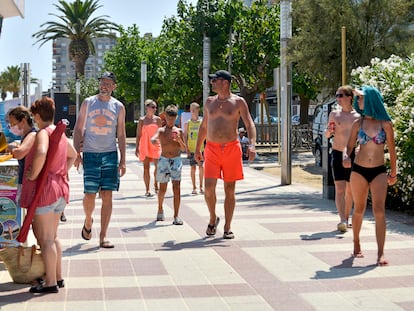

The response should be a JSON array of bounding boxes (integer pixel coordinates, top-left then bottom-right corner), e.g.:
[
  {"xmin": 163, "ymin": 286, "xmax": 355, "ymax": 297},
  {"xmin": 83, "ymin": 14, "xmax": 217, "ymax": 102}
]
[
  {"xmin": 214, "ymin": 283, "xmax": 256, "ymax": 296},
  {"xmin": 101, "ymin": 259, "xmax": 135, "ymax": 277},
  {"xmin": 69, "ymin": 259, "xmax": 101, "ymax": 277},
  {"xmin": 66, "ymin": 288, "xmax": 104, "ymax": 301},
  {"xmin": 104, "ymin": 286, "xmax": 142, "ymax": 300},
  {"xmin": 130, "ymin": 258, "xmax": 168, "ymax": 276},
  {"xmin": 356, "ymin": 276, "xmax": 403, "ymax": 290},
  {"xmin": 397, "ymin": 301, "xmax": 414, "ymax": 311},
  {"xmin": 140, "ymin": 286, "xmax": 180, "ymax": 299},
  {"xmin": 177, "ymin": 285, "xmax": 218, "ymax": 297},
  {"xmin": 392, "ymin": 275, "xmax": 414, "ymax": 287}
]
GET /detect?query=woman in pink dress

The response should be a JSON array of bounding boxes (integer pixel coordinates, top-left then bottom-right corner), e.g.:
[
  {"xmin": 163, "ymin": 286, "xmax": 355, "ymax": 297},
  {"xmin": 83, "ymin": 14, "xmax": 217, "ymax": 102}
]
[
  {"xmin": 135, "ymin": 100, "xmax": 162, "ymax": 196},
  {"xmin": 21, "ymin": 97, "xmax": 77, "ymax": 293}
]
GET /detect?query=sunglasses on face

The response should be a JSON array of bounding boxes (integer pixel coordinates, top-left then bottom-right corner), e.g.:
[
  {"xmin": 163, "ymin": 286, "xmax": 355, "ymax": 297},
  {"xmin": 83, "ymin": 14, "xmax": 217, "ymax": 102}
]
[
  {"xmin": 146, "ymin": 105, "xmax": 156, "ymax": 109},
  {"xmin": 335, "ymin": 93, "xmax": 347, "ymax": 98}
]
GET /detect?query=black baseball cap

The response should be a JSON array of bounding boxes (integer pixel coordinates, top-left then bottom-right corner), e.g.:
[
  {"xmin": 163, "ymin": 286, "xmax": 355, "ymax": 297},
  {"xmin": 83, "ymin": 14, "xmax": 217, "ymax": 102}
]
[
  {"xmin": 99, "ymin": 71, "xmax": 116, "ymax": 83},
  {"xmin": 208, "ymin": 70, "xmax": 232, "ymax": 82}
]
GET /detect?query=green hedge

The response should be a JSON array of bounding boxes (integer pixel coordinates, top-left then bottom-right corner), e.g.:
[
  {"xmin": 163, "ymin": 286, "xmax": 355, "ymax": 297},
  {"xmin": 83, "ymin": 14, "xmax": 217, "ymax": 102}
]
[{"xmin": 126, "ymin": 121, "xmax": 137, "ymax": 137}]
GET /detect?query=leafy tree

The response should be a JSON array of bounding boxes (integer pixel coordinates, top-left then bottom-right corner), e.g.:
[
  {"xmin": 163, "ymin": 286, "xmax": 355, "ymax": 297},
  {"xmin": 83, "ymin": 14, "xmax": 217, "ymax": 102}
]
[
  {"xmin": 104, "ymin": 25, "xmax": 147, "ymax": 104},
  {"xmin": 32, "ymin": 0, "xmax": 119, "ymax": 77},
  {"xmin": 229, "ymin": 0, "xmax": 280, "ymax": 107},
  {"xmin": 290, "ymin": 0, "xmax": 414, "ymax": 92},
  {"xmin": 65, "ymin": 75, "xmax": 99, "ymax": 103},
  {"xmin": 151, "ymin": 0, "xmax": 281, "ymax": 112}
]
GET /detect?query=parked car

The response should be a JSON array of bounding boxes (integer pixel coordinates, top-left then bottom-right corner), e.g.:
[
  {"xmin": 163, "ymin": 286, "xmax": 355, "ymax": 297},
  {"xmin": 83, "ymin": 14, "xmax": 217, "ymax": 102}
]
[
  {"xmin": 254, "ymin": 115, "xmax": 300, "ymax": 125},
  {"xmin": 291, "ymin": 114, "xmax": 300, "ymax": 126},
  {"xmin": 311, "ymin": 99, "xmax": 337, "ymax": 166},
  {"xmin": 254, "ymin": 115, "xmax": 278, "ymax": 124}
]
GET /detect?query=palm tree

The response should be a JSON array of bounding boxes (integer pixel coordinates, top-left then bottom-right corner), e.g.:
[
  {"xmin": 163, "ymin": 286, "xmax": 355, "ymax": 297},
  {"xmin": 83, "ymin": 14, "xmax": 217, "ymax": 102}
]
[
  {"xmin": 0, "ymin": 66, "xmax": 21, "ymax": 98},
  {"xmin": 32, "ymin": 0, "xmax": 119, "ymax": 77},
  {"xmin": 0, "ymin": 72, "xmax": 7, "ymax": 101}
]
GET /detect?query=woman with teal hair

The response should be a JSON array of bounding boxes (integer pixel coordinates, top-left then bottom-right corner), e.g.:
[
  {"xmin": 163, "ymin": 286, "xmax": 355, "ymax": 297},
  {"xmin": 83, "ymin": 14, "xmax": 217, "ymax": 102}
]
[{"xmin": 343, "ymin": 85, "xmax": 397, "ymax": 266}]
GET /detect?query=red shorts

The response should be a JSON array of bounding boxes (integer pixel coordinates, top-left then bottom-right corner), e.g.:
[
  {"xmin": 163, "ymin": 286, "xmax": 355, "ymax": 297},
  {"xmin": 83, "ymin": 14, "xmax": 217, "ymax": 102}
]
[{"xmin": 204, "ymin": 140, "xmax": 243, "ymax": 182}]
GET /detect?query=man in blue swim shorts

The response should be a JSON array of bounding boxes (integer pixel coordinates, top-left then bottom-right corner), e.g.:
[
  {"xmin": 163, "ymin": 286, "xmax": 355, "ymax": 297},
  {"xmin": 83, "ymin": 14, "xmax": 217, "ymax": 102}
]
[{"xmin": 73, "ymin": 72, "xmax": 126, "ymax": 249}]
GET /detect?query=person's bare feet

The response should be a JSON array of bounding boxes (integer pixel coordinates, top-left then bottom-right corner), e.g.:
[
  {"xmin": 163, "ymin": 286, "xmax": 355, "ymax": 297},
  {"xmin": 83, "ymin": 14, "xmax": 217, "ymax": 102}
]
[
  {"xmin": 377, "ymin": 255, "xmax": 389, "ymax": 266},
  {"xmin": 352, "ymin": 251, "xmax": 364, "ymax": 258}
]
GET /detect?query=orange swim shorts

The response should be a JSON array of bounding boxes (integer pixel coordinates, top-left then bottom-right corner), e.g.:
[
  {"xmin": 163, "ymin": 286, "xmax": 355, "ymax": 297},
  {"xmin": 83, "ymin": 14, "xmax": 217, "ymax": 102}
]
[{"xmin": 203, "ymin": 140, "xmax": 243, "ymax": 182}]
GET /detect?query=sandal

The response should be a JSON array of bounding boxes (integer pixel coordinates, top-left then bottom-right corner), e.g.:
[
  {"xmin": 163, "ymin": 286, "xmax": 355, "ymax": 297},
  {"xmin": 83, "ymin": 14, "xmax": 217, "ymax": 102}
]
[
  {"xmin": 145, "ymin": 192, "xmax": 153, "ymax": 197},
  {"xmin": 173, "ymin": 217, "xmax": 183, "ymax": 225},
  {"xmin": 81, "ymin": 219, "xmax": 93, "ymax": 240},
  {"xmin": 223, "ymin": 231, "xmax": 235, "ymax": 239},
  {"xmin": 192, "ymin": 189, "xmax": 197, "ymax": 195},
  {"xmin": 157, "ymin": 211, "xmax": 165, "ymax": 221},
  {"xmin": 206, "ymin": 217, "xmax": 220, "ymax": 236},
  {"xmin": 100, "ymin": 241, "xmax": 114, "ymax": 248}
]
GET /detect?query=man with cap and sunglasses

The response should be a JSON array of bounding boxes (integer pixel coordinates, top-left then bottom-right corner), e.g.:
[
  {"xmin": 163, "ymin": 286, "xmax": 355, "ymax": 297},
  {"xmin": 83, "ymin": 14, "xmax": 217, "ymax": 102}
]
[
  {"xmin": 195, "ymin": 70, "xmax": 256, "ymax": 239},
  {"xmin": 73, "ymin": 71, "xmax": 126, "ymax": 249}
]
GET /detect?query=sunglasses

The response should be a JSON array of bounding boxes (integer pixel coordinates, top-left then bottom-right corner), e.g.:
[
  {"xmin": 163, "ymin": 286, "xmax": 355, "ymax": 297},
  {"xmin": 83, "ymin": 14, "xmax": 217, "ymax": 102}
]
[
  {"xmin": 335, "ymin": 93, "xmax": 349, "ymax": 98},
  {"xmin": 146, "ymin": 105, "xmax": 156, "ymax": 109}
]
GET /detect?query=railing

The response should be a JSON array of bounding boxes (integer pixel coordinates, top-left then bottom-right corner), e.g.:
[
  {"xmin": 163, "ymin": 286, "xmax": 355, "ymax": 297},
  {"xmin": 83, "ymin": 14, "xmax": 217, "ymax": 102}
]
[{"xmin": 255, "ymin": 124, "xmax": 312, "ymax": 151}]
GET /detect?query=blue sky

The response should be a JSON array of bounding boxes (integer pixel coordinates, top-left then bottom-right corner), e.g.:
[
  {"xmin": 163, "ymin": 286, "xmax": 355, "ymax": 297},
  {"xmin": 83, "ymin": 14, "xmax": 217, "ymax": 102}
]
[{"xmin": 0, "ymin": 0, "xmax": 197, "ymax": 95}]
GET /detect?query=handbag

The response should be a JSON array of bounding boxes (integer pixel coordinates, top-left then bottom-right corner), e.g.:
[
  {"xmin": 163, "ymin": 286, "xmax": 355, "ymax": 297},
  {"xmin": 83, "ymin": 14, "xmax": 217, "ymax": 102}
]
[{"xmin": 0, "ymin": 244, "xmax": 45, "ymax": 284}]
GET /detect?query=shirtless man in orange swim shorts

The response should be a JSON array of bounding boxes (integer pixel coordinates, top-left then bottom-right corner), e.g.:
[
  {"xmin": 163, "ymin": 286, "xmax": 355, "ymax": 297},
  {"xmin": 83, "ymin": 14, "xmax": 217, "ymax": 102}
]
[{"xmin": 195, "ymin": 70, "xmax": 256, "ymax": 239}]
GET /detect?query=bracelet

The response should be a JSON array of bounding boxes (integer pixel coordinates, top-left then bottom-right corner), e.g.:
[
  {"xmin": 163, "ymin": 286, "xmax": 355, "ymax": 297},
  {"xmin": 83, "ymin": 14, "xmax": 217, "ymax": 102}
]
[
  {"xmin": 389, "ymin": 174, "xmax": 397, "ymax": 178},
  {"xmin": 248, "ymin": 144, "xmax": 255, "ymax": 149}
]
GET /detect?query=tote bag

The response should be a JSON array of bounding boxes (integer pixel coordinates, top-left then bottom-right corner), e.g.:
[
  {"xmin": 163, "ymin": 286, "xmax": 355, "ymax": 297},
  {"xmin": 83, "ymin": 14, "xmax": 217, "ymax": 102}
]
[{"xmin": 0, "ymin": 245, "xmax": 45, "ymax": 284}]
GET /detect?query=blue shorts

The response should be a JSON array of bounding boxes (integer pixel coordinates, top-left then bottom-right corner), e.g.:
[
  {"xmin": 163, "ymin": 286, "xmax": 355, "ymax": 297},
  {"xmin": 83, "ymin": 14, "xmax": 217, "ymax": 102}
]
[
  {"xmin": 156, "ymin": 156, "xmax": 182, "ymax": 183},
  {"xmin": 83, "ymin": 151, "xmax": 120, "ymax": 193},
  {"xmin": 35, "ymin": 197, "xmax": 66, "ymax": 215}
]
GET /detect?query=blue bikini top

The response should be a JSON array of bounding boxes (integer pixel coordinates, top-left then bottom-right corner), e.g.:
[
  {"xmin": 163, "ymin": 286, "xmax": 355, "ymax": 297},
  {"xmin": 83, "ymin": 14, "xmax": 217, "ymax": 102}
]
[{"xmin": 357, "ymin": 119, "xmax": 386, "ymax": 145}]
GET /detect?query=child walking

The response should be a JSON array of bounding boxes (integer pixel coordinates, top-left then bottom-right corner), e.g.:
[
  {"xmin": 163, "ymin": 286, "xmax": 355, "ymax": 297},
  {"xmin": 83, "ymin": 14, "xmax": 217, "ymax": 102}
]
[
  {"xmin": 183, "ymin": 102, "xmax": 204, "ymax": 195},
  {"xmin": 151, "ymin": 105, "xmax": 186, "ymax": 225}
]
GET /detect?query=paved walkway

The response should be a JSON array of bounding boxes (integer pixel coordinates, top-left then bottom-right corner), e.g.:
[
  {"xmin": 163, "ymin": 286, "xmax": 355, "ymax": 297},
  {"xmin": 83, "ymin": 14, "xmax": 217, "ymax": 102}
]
[{"xmin": 1, "ymin": 143, "xmax": 414, "ymax": 310}]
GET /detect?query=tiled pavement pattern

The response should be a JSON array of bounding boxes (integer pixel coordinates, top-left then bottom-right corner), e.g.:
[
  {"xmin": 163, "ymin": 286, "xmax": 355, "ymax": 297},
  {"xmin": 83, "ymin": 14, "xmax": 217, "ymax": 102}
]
[{"xmin": 1, "ymin": 143, "xmax": 414, "ymax": 311}]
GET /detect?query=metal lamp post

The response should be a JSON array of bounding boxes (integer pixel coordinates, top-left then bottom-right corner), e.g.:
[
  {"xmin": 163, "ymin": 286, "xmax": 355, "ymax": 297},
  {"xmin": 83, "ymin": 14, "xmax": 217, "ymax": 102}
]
[
  {"xmin": 140, "ymin": 61, "xmax": 147, "ymax": 117},
  {"xmin": 280, "ymin": 0, "xmax": 292, "ymax": 185},
  {"xmin": 75, "ymin": 77, "xmax": 80, "ymax": 119},
  {"xmin": 203, "ymin": 36, "xmax": 211, "ymax": 106}
]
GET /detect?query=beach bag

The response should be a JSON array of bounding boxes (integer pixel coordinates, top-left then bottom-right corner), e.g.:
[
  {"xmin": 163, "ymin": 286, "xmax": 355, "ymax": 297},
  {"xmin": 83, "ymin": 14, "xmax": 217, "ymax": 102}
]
[{"xmin": 0, "ymin": 245, "xmax": 45, "ymax": 284}]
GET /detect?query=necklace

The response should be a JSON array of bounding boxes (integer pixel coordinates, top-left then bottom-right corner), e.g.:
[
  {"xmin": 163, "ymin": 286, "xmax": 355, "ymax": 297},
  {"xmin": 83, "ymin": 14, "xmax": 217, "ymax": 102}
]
[{"xmin": 216, "ymin": 94, "xmax": 231, "ymax": 108}]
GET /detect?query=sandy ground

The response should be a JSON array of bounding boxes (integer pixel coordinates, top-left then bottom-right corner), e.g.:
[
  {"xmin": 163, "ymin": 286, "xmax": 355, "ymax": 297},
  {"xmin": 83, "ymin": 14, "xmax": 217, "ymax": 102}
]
[{"xmin": 262, "ymin": 164, "xmax": 323, "ymax": 190}]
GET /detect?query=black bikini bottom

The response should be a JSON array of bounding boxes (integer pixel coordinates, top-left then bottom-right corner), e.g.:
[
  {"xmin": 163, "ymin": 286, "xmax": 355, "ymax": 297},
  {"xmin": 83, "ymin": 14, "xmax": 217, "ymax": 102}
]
[{"xmin": 351, "ymin": 163, "xmax": 386, "ymax": 184}]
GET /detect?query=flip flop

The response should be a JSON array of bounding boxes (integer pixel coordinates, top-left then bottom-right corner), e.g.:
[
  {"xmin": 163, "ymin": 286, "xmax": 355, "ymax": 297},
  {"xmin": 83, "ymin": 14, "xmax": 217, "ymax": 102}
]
[
  {"xmin": 81, "ymin": 219, "xmax": 93, "ymax": 240},
  {"xmin": 206, "ymin": 217, "xmax": 220, "ymax": 236},
  {"xmin": 100, "ymin": 241, "xmax": 114, "ymax": 248},
  {"xmin": 223, "ymin": 231, "xmax": 235, "ymax": 239}
]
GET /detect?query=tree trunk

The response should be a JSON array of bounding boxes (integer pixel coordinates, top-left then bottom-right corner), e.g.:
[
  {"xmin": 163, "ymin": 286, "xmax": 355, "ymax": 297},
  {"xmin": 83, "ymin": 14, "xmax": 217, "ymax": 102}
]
[{"xmin": 300, "ymin": 97, "xmax": 310, "ymax": 125}]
